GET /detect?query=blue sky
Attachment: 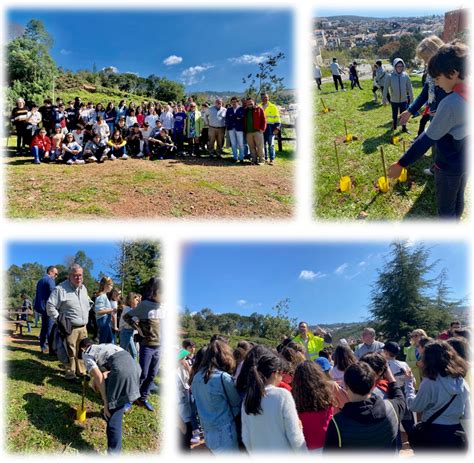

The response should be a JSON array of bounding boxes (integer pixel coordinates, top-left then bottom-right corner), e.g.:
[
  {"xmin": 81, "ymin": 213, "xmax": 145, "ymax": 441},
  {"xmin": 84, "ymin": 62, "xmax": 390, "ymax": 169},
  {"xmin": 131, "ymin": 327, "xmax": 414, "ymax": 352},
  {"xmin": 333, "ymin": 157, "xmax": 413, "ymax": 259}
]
[
  {"xmin": 6, "ymin": 241, "xmax": 119, "ymax": 278},
  {"xmin": 316, "ymin": 8, "xmax": 448, "ymax": 18},
  {"xmin": 181, "ymin": 241, "xmax": 469, "ymax": 324},
  {"xmin": 8, "ymin": 8, "xmax": 293, "ymax": 92}
]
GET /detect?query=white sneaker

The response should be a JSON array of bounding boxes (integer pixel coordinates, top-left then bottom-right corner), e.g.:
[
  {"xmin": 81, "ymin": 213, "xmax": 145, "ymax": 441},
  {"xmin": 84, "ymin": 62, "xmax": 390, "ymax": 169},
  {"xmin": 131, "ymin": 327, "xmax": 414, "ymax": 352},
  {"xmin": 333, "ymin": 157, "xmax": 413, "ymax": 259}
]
[
  {"xmin": 66, "ymin": 159, "xmax": 73, "ymax": 165},
  {"xmin": 100, "ymin": 155, "xmax": 107, "ymax": 162},
  {"xmin": 88, "ymin": 156, "xmax": 98, "ymax": 162},
  {"xmin": 137, "ymin": 152, "xmax": 144, "ymax": 158},
  {"xmin": 423, "ymin": 168, "xmax": 434, "ymax": 176},
  {"xmin": 120, "ymin": 154, "xmax": 129, "ymax": 160},
  {"xmin": 110, "ymin": 154, "xmax": 116, "ymax": 161},
  {"xmin": 190, "ymin": 437, "xmax": 200, "ymax": 445},
  {"xmin": 74, "ymin": 159, "xmax": 85, "ymax": 164}
]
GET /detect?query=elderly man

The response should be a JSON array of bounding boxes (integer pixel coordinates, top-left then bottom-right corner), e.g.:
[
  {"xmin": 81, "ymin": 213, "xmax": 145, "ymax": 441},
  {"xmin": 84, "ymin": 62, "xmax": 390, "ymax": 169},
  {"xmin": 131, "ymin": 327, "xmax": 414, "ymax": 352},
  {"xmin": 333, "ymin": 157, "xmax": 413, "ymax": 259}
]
[
  {"xmin": 259, "ymin": 93, "xmax": 281, "ymax": 165},
  {"xmin": 292, "ymin": 321, "xmax": 325, "ymax": 361},
  {"xmin": 206, "ymin": 98, "xmax": 226, "ymax": 157},
  {"xmin": 34, "ymin": 265, "xmax": 58, "ymax": 353},
  {"xmin": 11, "ymin": 97, "xmax": 30, "ymax": 155},
  {"xmin": 46, "ymin": 263, "xmax": 91, "ymax": 380},
  {"xmin": 354, "ymin": 327, "xmax": 384, "ymax": 359}
]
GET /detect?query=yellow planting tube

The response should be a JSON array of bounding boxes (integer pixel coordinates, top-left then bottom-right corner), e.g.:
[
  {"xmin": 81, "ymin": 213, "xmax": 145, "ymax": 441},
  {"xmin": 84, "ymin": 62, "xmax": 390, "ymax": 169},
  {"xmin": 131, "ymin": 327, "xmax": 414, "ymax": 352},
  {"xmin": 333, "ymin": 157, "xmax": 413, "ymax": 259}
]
[
  {"xmin": 76, "ymin": 406, "xmax": 87, "ymax": 422},
  {"xmin": 340, "ymin": 176, "xmax": 352, "ymax": 192},
  {"xmin": 398, "ymin": 168, "xmax": 408, "ymax": 182}
]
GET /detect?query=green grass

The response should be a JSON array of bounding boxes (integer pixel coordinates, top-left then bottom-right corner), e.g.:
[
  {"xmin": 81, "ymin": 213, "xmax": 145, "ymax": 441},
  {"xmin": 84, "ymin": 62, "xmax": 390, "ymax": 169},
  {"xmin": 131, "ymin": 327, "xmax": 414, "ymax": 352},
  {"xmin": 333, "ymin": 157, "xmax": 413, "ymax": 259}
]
[
  {"xmin": 314, "ymin": 76, "xmax": 463, "ymax": 220},
  {"xmin": 5, "ymin": 327, "xmax": 161, "ymax": 454},
  {"xmin": 181, "ymin": 330, "xmax": 279, "ymax": 349},
  {"xmin": 196, "ymin": 180, "xmax": 243, "ymax": 196}
]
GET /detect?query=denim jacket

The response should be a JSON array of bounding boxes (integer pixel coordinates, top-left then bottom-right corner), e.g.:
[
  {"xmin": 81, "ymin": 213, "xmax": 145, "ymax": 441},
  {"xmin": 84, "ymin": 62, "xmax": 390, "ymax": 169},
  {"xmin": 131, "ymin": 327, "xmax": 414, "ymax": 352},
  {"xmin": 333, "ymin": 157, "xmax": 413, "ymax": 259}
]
[{"xmin": 191, "ymin": 369, "xmax": 241, "ymax": 430}]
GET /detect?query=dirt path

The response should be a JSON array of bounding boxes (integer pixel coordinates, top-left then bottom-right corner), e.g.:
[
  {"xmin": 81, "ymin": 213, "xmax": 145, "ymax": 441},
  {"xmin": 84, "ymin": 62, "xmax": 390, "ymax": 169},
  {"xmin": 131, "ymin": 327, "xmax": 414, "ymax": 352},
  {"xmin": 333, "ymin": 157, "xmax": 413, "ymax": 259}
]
[{"xmin": 5, "ymin": 154, "xmax": 294, "ymax": 219}]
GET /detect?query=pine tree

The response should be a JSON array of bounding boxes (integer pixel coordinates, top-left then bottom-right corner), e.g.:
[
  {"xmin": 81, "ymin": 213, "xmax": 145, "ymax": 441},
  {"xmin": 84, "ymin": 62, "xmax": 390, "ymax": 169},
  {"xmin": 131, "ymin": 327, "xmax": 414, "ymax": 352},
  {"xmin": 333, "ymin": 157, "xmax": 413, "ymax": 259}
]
[{"xmin": 370, "ymin": 242, "xmax": 463, "ymax": 341}]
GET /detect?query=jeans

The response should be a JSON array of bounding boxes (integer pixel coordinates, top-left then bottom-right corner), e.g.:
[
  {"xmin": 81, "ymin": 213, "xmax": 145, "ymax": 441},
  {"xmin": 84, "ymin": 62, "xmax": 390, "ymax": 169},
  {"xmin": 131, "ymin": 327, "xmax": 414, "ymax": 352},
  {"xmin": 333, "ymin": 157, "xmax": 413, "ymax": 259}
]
[
  {"xmin": 97, "ymin": 315, "xmax": 113, "ymax": 344},
  {"xmin": 228, "ymin": 129, "xmax": 244, "ymax": 160},
  {"xmin": 263, "ymin": 128, "xmax": 276, "ymax": 161},
  {"xmin": 139, "ymin": 345, "xmax": 160, "ymax": 400},
  {"xmin": 119, "ymin": 328, "xmax": 137, "ymax": 360},
  {"xmin": 391, "ymin": 102, "xmax": 408, "ymax": 130},
  {"xmin": 39, "ymin": 312, "xmax": 54, "ymax": 350},
  {"xmin": 31, "ymin": 146, "xmax": 46, "ymax": 162},
  {"xmin": 435, "ymin": 168, "xmax": 467, "ymax": 219},
  {"xmin": 332, "ymin": 75, "xmax": 344, "ymax": 90},
  {"xmin": 107, "ymin": 405, "xmax": 126, "ymax": 454}
]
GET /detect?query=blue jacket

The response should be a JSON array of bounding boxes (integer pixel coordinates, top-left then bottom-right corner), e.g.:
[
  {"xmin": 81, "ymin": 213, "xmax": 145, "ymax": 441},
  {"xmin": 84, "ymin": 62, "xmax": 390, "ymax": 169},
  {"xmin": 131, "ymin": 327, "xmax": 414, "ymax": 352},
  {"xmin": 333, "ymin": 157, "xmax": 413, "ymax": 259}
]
[
  {"xmin": 225, "ymin": 106, "xmax": 245, "ymax": 132},
  {"xmin": 408, "ymin": 79, "xmax": 448, "ymax": 116},
  {"xmin": 34, "ymin": 274, "xmax": 56, "ymax": 315}
]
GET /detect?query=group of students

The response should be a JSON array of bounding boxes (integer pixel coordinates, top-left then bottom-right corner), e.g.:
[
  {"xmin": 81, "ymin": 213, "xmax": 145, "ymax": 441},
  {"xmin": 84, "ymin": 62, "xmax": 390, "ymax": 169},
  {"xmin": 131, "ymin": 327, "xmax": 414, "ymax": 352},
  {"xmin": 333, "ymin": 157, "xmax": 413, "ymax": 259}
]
[
  {"xmin": 10, "ymin": 93, "xmax": 282, "ymax": 166},
  {"xmin": 178, "ymin": 321, "xmax": 470, "ymax": 454},
  {"xmin": 314, "ymin": 36, "xmax": 468, "ymax": 220},
  {"xmin": 32, "ymin": 263, "xmax": 162, "ymax": 454}
]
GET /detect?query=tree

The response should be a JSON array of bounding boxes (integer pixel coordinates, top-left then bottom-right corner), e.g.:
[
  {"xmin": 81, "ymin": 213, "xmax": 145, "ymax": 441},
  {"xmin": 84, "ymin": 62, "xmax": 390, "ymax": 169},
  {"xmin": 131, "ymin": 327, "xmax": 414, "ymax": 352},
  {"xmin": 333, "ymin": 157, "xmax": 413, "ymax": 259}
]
[
  {"xmin": 111, "ymin": 242, "xmax": 160, "ymax": 295},
  {"xmin": 389, "ymin": 35, "xmax": 418, "ymax": 67},
  {"xmin": 242, "ymin": 52, "xmax": 286, "ymax": 101},
  {"xmin": 370, "ymin": 242, "xmax": 463, "ymax": 341},
  {"xmin": 7, "ymin": 19, "xmax": 56, "ymax": 105}
]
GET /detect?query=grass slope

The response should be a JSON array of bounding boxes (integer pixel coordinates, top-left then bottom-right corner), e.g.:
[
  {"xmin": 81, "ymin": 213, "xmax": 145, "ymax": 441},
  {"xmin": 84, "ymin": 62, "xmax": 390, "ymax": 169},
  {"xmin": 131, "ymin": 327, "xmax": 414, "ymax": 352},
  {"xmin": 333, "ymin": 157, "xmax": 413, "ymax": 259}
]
[
  {"xmin": 314, "ymin": 76, "xmax": 460, "ymax": 220},
  {"xmin": 5, "ymin": 136, "xmax": 295, "ymax": 219},
  {"xmin": 5, "ymin": 327, "xmax": 161, "ymax": 454}
]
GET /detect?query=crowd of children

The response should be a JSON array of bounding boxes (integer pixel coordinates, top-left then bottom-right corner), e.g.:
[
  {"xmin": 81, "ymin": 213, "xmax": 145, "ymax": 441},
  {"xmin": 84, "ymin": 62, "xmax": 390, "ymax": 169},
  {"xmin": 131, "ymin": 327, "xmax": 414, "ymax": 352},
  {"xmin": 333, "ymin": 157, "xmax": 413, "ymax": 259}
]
[
  {"xmin": 178, "ymin": 320, "xmax": 470, "ymax": 454},
  {"xmin": 10, "ymin": 94, "xmax": 282, "ymax": 166}
]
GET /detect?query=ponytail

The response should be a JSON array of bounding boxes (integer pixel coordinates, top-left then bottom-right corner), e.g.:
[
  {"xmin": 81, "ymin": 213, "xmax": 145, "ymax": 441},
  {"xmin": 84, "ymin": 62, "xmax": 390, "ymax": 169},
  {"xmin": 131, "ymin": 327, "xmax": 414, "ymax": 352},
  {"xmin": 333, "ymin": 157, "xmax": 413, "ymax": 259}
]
[{"xmin": 244, "ymin": 352, "xmax": 282, "ymax": 415}]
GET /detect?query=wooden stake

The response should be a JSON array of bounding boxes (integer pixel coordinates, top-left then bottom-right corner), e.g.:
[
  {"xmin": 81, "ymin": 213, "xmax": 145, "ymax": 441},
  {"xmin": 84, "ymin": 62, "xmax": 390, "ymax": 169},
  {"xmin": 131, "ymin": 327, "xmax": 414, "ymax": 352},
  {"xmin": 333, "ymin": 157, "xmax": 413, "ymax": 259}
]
[
  {"xmin": 344, "ymin": 120, "xmax": 348, "ymax": 137},
  {"xmin": 380, "ymin": 146, "xmax": 388, "ymax": 180},
  {"xmin": 320, "ymin": 98, "xmax": 327, "ymax": 110},
  {"xmin": 334, "ymin": 141, "xmax": 342, "ymax": 179}
]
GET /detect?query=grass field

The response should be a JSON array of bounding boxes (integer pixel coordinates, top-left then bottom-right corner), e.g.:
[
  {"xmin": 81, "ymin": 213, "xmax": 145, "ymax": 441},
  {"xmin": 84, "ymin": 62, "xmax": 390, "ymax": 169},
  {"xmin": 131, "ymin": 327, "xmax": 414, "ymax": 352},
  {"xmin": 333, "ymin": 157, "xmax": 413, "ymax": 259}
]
[
  {"xmin": 4, "ymin": 136, "xmax": 295, "ymax": 219},
  {"xmin": 5, "ymin": 326, "xmax": 161, "ymax": 454},
  {"xmin": 314, "ymin": 76, "xmax": 468, "ymax": 220}
]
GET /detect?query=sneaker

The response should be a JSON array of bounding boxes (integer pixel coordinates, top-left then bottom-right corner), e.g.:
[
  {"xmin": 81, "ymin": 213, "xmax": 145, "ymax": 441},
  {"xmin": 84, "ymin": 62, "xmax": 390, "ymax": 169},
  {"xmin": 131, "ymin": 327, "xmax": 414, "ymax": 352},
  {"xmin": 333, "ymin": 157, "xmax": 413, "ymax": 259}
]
[
  {"xmin": 269, "ymin": 160, "xmax": 274, "ymax": 165},
  {"xmin": 66, "ymin": 159, "xmax": 73, "ymax": 165},
  {"xmin": 423, "ymin": 167, "xmax": 434, "ymax": 176},
  {"xmin": 190, "ymin": 436, "xmax": 200, "ymax": 445},
  {"xmin": 100, "ymin": 155, "xmax": 107, "ymax": 162},
  {"xmin": 137, "ymin": 152, "xmax": 144, "ymax": 158},
  {"xmin": 120, "ymin": 154, "xmax": 129, "ymax": 160},
  {"xmin": 74, "ymin": 159, "xmax": 85, "ymax": 164},
  {"xmin": 57, "ymin": 156, "xmax": 63, "ymax": 162},
  {"xmin": 110, "ymin": 154, "xmax": 116, "ymax": 161},
  {"xmin": 41, "ymin": 347, "xmax": 49, "ymax": 354},
  {"xmin": 65, "ymin": 372, "xmax": 78, "ymax": 381},
  {"xmin": 33, "ymin": 159, "xmax": 40, "ymax": 165},
  {"xmin": 124, "ymin": 402, "xmax": 132, "ymax": 413},
  {"xmin": 87, "ymin": 156, "xmax": 98, "ymax": 163},
  {"xmin": 135, "ymin": 399, "xmax": 155, "ymax": 412}
]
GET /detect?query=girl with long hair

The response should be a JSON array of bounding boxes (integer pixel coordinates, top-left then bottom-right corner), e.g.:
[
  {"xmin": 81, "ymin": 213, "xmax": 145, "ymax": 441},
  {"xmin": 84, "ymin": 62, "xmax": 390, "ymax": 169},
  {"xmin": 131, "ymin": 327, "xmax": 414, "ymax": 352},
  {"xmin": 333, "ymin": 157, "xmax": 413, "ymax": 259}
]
[{"xmin": 241, "ymin": 350, "xmax": 306, "ymax": 452}]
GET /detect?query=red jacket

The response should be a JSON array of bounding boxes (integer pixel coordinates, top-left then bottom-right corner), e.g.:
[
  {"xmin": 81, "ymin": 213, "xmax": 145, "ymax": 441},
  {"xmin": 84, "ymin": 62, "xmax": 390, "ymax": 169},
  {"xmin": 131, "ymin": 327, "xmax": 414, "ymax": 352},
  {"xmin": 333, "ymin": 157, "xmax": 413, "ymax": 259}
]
[
  {"xmin": 243, "ymin": 106, "xmax": 266, "ymax": 133},
  {"xmin": 31, "ymin": 134, "xmax": 51, "ymax": 152},
  {"xmin": 299, "ymin": 407, "xmax": 334, "ymax": 450}
]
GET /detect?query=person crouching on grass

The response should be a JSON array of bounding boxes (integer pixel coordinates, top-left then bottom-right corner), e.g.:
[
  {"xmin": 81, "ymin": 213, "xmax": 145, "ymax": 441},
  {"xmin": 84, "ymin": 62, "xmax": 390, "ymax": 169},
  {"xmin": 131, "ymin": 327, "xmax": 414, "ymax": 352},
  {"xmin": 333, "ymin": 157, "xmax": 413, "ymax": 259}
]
[
  {"xmin": 78, "ymin": 338, "xmax": 141, "ymax": 454},
  {"xmin": 388, "ymin": 41, "xmax": 468, "ymax": 219}
]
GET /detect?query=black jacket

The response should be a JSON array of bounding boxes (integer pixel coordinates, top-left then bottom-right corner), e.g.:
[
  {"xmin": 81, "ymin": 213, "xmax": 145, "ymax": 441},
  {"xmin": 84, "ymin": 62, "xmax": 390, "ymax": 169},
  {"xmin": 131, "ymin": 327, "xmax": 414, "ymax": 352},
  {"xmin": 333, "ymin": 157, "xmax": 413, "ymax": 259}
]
[{"xmin": 324, "ymin": 382, "xmax": 406, "ymax": 452}]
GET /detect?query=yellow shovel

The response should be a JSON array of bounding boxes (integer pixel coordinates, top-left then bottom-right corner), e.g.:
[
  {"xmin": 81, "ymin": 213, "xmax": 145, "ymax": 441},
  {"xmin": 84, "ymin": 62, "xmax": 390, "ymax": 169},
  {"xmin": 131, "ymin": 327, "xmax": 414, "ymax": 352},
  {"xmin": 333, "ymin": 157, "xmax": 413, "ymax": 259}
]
[
  {"xmin": 377, "ymin": 146, "xmax": 390, "ymax": 193},
  {"xmin": 344, "ymin": 120, "xmax": 353, "ymax": 142},
  {"xmin": 334, "ymin": 141, "xmax": 351, "ymax": 192},
  {"xmin": 321, "ymin": 98, "xmax": 330, "ymax": 113},
  {"xmin": 76, "ymin": 376, "xmax": 87, "ymax": 422}
]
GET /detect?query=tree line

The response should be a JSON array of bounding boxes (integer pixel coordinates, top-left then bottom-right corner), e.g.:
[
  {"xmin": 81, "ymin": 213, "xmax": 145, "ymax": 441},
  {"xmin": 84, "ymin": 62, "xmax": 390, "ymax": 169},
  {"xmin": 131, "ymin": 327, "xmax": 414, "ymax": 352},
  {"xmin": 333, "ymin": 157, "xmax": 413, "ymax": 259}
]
[
  {"xmin": 183, "ymin": 242, "xmax": 466, "ymax": 346},
  {"xmin": 6, "ymin": 242, "xmax": 160, "ymax": 307}
]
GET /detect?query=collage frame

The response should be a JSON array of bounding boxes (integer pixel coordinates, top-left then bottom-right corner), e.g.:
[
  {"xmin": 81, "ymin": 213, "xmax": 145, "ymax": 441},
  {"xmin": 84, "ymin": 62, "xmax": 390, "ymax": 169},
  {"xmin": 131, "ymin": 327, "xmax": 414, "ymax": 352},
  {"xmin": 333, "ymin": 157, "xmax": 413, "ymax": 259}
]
[{"xmin": 1, "ymin": 0, "xmax": 472, "ymax": 461}]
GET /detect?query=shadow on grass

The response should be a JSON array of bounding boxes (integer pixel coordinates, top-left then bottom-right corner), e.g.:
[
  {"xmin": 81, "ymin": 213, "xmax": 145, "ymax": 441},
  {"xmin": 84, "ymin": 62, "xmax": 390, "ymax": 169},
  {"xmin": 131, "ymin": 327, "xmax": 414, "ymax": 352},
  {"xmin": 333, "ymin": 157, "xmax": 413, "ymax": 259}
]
[
  {"xmin": 362, "ymin": 128, "xmax": 393, "ymax": 154},
  {"xmin": 23, "ymin": 393, "xmax": 98, "ymax": 454},
  {"xmin": 403, "ymin": 176, "xmax": 437, "ymax": 219},
  {"xmin": 358, "ymin": 101, "xmax": 381, "ymax": 112}
]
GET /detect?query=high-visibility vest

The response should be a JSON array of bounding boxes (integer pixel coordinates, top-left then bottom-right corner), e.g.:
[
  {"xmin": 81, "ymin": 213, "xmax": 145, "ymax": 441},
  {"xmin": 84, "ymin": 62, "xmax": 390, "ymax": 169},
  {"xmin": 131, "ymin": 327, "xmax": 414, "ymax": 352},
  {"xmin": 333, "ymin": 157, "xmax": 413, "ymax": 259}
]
[
  {"xmin": 260, "ymin": 102, "xmax": 281, "ymax": 125},
  {"xmin": 292, "ymin": 333, "xmax": 324, "ymax": 361}
]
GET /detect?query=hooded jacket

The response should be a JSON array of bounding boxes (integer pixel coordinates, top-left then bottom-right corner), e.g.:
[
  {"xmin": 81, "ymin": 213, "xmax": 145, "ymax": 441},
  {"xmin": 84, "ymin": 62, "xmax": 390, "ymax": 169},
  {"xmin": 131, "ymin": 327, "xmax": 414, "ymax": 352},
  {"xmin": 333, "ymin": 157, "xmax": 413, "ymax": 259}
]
[
  {"xmin": 324, "ymin": 382, "xmax": 405, "ymax": 451},
  {"xmin": 406, "ymin": 375, "xmax": 470, "ymax": 425},
  {"xmin": 383, "ymin": 58, "xmax": 413, "ymax": 104}
]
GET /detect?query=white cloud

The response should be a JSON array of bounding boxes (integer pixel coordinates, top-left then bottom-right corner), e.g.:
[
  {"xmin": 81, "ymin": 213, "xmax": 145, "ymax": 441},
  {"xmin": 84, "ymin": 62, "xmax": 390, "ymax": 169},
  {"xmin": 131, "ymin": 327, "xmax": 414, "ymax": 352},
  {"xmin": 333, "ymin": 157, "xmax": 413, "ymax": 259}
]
[
  {"xmin": 236, "ymin": 299, "xmax": 247, "ymax": 306},
  {"xmin": 60, "ymin": 49, "xmax": 71, "ymax": 56},
  {"xmin": 180, "ymin": 65, "xmax": 214, "ymax": 85},
  {"xmin": 358, "ymin": 261, "xmax": 367, "ymax": 267},
  {"xmin": 228, "ymin": 52, "xmax": 271, "ymax": 65},
  {"xmin": 335, "ymin": 263, "xmax": 349, "ymax": 275},
  {"xmin": 102, "ymin": 66, "xmax": 118, "ymax": 74},
  {"xmin": 299, "ymin": 270, "xmax": 326, "ymax": 281},
  {"xmin": 163, "ymin": 55, "xmax": 183, "ymax": 66}
]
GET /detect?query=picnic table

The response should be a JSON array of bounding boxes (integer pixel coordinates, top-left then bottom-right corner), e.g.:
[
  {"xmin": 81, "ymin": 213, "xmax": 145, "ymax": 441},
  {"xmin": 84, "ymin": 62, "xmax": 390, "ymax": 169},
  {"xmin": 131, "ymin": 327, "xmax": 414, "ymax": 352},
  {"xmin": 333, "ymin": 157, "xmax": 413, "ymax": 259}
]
[{"xmin": 6, "ymin": 308, "xmax": 33, "ymax": 336}]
